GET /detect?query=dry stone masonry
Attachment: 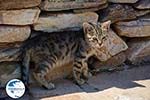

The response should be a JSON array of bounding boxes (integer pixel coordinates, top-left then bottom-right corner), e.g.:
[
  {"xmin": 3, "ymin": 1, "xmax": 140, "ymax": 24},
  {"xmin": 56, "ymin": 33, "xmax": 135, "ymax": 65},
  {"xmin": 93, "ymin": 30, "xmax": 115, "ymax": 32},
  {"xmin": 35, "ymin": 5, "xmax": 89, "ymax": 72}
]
[
  {"xmin": 40, "ymin": 0, "xmax": 108, "ymax": 11},
  {"xmin": 0, "ymin": 0, "xmax": 150, "ymax": 98},
  {"xmin": 33, "ymin": 12, "xmax": 98, "ymax": 32},
  {"xmin": 0, "ymin": 8, "xmax": 40, "ymax": 25},
  {"xmin": 0, "ymin": 26, "xmax": 31, "ymax": 42},
  {"xmin": 114, "ymin": 15, "xmax": 150, "ymax": 37},
  {"xmin": 0, "ymin": 0, "xmax": 41, "ymax": 10}
]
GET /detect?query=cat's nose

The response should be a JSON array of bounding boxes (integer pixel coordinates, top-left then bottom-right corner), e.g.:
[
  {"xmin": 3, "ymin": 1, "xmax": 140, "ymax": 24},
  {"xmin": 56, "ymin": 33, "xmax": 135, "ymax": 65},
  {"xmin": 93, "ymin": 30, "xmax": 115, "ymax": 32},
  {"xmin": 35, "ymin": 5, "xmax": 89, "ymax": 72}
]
[{"xmin": 98, "ymin": 40, "xmax": 102, "ymax": 45}]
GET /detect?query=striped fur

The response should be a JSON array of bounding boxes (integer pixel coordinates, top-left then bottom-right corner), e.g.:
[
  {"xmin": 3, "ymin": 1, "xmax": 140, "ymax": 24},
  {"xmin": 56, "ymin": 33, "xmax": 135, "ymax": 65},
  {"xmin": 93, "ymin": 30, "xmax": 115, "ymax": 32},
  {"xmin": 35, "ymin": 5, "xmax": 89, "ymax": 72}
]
[{"xmin": 21, "ymin": 21, "xmax": 111, "ymax": 89}]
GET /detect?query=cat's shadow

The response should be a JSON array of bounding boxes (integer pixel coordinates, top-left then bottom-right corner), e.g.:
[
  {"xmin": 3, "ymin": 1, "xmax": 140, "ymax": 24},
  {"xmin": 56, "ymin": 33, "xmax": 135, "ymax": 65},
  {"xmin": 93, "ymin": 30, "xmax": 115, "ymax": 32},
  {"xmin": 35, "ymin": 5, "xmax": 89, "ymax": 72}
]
[{"xmin": 29, "ymin": 64, "xmax": 150, "ymax": 99}]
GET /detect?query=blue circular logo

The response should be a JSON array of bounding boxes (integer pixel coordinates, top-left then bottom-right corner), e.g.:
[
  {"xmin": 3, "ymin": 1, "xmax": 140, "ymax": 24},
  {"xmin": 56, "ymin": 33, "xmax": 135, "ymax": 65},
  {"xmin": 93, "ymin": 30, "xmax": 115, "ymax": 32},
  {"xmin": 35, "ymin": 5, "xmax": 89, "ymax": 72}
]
[{"xmin": 6, "ymin": 79, "xmax": 25, "ymax": 99}]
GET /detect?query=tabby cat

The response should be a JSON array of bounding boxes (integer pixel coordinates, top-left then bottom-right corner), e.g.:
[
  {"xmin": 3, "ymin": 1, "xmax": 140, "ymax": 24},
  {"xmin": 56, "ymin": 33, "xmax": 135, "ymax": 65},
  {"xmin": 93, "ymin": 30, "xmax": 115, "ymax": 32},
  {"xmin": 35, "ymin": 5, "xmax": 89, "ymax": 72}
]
[{"xmin": 21, "ymin": 21, "xmax": 111, "ymax": 90}]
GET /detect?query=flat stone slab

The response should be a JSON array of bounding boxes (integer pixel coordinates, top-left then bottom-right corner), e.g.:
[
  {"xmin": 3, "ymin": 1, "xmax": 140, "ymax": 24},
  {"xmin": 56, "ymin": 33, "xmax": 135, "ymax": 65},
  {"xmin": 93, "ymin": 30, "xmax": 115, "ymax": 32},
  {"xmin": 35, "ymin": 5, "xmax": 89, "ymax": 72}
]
[
  {"xmin": 30, "ymin": 79, "xmax": 83, "ymax": 98},
  {"xmin": 114, "ymin": 16, "xmax": 150, "ymax": 37},
  {"xmin": 89, "ymin": 52, "xmax": 126, "ymax": 70},
  {"xmin": 0, "ymin": 0, "xmax": 41, "ymax": 10},
  {"xmin": 108, "ymin": 0, "xmax": 139, "ymax": 3},
  {"xmin": 0, "ymin": 8, "xmax": 40, "ymax": 25},
  {"xmin": 95, "ymin": 30, "xmax": 128, "ymax": 61},
  {"xmin": 73, "ymin": 3, "xmax": 108, "ymax": 13},
  {"xmin": 33, "ymin": 12, "xmax": 98, "ymax": 32},
  {"xmin": 99, "ymin": 4, "xmax": 149, "ymax": 23},
  {"xmin": 0, "ymin": 42, "xmax": 22, "ymax": 49},
  {"xmin": 126, "ymin": 38, "xmax": 150, "ymax": 64},
  {"xmin": 40, "ymin": 0, "xmax": 107, "ymax": 11},
  {"xmin": 0, "ymin": 26, "xmax": 31, "ymax": 43},
  {"xmin": 134, "ymin": 0, "xmax": 150, "ymax": 9}
]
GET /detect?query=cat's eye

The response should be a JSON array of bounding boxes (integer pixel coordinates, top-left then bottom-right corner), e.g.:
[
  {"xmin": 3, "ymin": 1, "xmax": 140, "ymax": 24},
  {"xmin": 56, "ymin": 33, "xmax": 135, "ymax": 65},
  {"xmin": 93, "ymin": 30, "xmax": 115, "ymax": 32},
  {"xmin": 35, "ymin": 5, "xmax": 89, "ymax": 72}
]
[
  {"xmin": 87, "ymin": 29, "xmax": 94, "ymax": 36},
  {"xmin": 92, "ymin": 37, "xmax": 97, "ymax": 40}
]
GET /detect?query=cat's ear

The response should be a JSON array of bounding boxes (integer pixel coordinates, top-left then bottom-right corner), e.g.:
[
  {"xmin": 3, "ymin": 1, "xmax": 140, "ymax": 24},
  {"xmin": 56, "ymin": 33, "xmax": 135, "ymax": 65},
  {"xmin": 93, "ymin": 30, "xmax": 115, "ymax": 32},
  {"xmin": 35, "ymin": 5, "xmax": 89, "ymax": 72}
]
[
  {"xmin": 101, "ymin": 20, "xmax": 111, "ymax": 31},
  {"xmin": 83, "ymin": 22, "xmax": 94, "ymax": 35}
]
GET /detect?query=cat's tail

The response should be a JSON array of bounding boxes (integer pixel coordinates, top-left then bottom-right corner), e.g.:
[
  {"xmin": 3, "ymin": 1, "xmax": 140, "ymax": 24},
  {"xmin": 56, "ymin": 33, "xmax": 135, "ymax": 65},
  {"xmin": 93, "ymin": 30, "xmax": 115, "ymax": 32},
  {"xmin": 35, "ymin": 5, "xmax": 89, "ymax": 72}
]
[
  {"xmin": 0, "ymin": 47, "xmax": 21, "ymax": 62},
  {"xmin": 21, "ymin": 49, "xmax": 31, "ymax": 90}
]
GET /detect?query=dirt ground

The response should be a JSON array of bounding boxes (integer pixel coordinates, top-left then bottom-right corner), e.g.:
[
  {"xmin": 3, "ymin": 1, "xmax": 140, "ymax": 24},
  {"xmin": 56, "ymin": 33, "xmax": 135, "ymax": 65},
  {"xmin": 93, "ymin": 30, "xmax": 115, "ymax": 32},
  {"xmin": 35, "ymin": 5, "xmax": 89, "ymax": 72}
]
[{"xmin": 2, "ymin": 64, "xmax": 150, "ymax": 100}]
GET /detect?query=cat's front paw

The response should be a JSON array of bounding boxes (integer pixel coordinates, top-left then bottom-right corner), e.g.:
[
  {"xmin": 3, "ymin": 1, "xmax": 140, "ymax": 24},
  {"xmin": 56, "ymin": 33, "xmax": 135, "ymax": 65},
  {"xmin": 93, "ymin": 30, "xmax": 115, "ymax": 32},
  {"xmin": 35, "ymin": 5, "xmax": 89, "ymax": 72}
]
[
  {"xmin": 83, "ymin": 71, "xmax": 92, "ymax": 80},
  {"xmin": 43, "ymin": 83, "xmax": 55, "ymax": 90},
  {"xmin": 76, "ymin": 78, "xmax": 86, "ymax": 85},
  {"xmin": 88, "ymin": 72, "xmax": 92, "ymax": 78}
]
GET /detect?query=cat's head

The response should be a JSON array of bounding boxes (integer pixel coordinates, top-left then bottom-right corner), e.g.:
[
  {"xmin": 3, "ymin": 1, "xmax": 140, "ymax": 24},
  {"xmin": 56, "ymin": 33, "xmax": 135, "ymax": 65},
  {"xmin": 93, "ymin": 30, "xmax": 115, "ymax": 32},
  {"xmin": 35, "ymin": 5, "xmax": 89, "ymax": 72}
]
[{"xmin": 83, "ymin": 20, "xmax": 111, "ymax": 46}]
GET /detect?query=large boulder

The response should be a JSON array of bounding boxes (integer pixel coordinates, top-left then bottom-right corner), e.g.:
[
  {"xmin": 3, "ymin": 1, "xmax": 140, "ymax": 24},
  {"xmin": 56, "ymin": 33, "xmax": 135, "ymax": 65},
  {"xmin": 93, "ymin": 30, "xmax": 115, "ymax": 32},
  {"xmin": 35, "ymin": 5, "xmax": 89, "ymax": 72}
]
[
  {"xmin": 40, "ymin": 0, "xmax": 107, "ymax": 11},
  {"xmin": 0, "ymin": 0, "xmax": 41, "ymax": 10},
  {"xmin": 33, "ymin": 12, "xmax": 98, "ymax": 32},
  {"xmin": 0, "ymin": 8, "xmax": 40, "ymax": 25},
  {"xmin": 0, "ymin": 26, "xmax": 31, "ymax": 43},
  {"xmin": 114, "ymin": 15, "xmax": 150, "ymax": 37}
]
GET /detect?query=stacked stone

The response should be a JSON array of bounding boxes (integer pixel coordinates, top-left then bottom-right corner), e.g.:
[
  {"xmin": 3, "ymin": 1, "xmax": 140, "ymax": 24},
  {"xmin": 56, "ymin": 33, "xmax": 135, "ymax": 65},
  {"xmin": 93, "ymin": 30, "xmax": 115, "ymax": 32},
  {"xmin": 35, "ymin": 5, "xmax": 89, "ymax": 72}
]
[
  {"xmin": 0, "ymin": 0, "xmax": 149, "ymax": 97},
  {"xmin": 0, "ymin": 0, "xmax": 41, "ymax": 61},
  {"xmin": 92, "ymin": 0, "xmax": 150, "ymax": 69},
  {"xmin": 0, "ymin": 0, "xmax": 41, "ymax": 97},
  {"xmin": 105, "ymin": 0, "xmax": 150, "ymax": 65}
]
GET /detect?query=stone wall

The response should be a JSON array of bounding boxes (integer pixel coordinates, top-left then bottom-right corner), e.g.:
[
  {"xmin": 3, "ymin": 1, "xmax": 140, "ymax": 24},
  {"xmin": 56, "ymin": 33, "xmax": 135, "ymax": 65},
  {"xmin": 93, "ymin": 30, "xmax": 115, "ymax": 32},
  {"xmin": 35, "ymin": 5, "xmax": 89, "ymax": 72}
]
[{"xmin": 0, "ymin": 0, "xmax": 150, "ymax": 88}]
